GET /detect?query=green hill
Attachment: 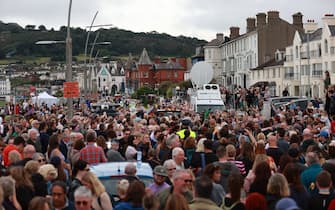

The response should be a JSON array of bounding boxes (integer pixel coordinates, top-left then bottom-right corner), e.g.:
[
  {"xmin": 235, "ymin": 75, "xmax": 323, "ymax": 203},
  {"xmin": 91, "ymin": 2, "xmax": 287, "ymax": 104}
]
[{"xmin": 0, "ymin": 21, "xmax": 207, "ymax": 61}]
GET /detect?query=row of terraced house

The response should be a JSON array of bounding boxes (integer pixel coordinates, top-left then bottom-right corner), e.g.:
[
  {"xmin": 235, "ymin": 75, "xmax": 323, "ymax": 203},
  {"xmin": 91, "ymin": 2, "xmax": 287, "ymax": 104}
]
[{"xmin": 204, "ymin": 11, "xmax": 335, "ymax": 98}]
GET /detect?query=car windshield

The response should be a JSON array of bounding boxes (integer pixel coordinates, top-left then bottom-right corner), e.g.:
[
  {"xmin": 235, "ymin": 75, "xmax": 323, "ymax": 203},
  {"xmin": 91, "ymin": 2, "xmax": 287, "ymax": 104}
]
[{"xmin": 99, "ymin": 176, "xmax": 153, "ymax": 196}]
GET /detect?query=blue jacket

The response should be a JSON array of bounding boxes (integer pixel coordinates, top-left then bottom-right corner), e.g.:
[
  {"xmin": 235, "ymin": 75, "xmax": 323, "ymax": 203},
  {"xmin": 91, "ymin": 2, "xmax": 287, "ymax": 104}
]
[{"xmin": 114, "ymin": 202, "xmax": 144, "ymax": 210}]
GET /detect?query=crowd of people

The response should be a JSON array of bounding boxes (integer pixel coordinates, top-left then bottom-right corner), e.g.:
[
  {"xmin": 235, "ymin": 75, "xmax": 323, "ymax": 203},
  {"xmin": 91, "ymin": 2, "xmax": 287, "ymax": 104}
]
[{"xmin": 0, "ymin": 84, "xmax": 335, "ymax": 210}]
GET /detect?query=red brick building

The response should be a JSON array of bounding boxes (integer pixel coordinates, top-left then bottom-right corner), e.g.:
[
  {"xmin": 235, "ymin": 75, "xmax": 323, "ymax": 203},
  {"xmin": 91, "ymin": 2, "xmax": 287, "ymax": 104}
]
[{"xmin": 125, "ymin": 48, "xmax": 187, "ymax": 93}]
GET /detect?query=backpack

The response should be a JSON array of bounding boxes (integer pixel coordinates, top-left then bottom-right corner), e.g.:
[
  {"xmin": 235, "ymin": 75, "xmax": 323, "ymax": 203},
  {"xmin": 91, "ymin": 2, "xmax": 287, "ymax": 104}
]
[{"xmin": 221, "ymin": 197, "xmax": 240, "ymax": 210}]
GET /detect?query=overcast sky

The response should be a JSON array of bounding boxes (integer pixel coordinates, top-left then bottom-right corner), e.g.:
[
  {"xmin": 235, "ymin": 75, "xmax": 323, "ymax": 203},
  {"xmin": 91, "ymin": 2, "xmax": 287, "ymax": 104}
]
[{"xmin": 1, "ymin": 0, "xmax": 334, "ymax": 41}]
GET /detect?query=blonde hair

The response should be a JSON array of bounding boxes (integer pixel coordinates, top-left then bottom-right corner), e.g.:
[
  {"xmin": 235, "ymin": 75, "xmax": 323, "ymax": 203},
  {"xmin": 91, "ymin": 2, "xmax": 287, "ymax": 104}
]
[
  {"xmin": 82, "ymin": 171, "xmax": 106, "ymax": 196},
  {"xmin": 267, "ymin": 173, "xmax": 290, "ymax": 197},
  {"xmin": 8, "ymin": 150, "xmax": 21, "ymax": 164},
  {"xmin": 38, "ymin": 164, "xmax": 58, "ymax": 180},
  {"xmin": 256, "ymin": 133, "xmax": 266, "ymax": 141},
  {"xmin": 196, "ymin": 138, "xmax": 206, "ymax": 152},
  {"xmin": 117, "ymin": 179, "xmax": 130, "ymax": 199},
  {"xmin": 24, "ymin": 160, "xmax": 40, "ymax": 175}
]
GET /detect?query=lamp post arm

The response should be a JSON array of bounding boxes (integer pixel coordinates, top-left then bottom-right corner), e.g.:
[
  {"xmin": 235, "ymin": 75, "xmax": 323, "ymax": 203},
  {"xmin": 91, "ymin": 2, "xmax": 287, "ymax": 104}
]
[
  {"xmin": 84, "ymin": 11, "xmax": 99, "ymax": 97},
  {"xmin": 89, "ymin": 31, "xmax": 100, "ymax": 65},
  {"xmin": 84, "ymin": 11, "xmax": 99, "ymax": 65},
  {"xmin": 88, "ymin": 31, "xmax": 100, "ymax": 92}
]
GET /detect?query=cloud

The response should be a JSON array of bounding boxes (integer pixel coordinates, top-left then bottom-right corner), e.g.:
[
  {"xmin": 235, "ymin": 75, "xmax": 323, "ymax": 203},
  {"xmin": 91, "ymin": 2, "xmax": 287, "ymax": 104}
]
[{"xmin": 0, "ymin": 0, "xmax": 334, "ymax": 41}]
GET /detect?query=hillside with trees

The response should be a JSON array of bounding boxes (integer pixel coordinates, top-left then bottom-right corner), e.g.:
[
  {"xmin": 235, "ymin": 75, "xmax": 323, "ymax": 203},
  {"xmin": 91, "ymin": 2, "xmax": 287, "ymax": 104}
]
[{"xmin": 0, "ymin": 21, "xmax": 207, "ymax": 61}]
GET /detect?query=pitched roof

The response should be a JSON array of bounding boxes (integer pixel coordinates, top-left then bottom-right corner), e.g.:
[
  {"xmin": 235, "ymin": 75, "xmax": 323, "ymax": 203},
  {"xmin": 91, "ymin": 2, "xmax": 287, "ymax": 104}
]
[
  {"xmin": 329, "ymin": 25, "xmax": 335, "ymax": 36},
  {"xmin": 205, "ymin": 36, "xmax": 228, "ymax": 47},
  {"xmin": 299, "ymin": 28, "xmax": 322, "ymax": 42},
  {"xmin": 138, "ymin": 48, "xmax": 152, "ymax": 65},
  {"xmin": 154, "ymin": 61, "xmax": 184, "ymax": 70},
  {"xmin": 125, "ymin": 53, "xmax": 137, "ymax": 70},
  {"xmin": 251, "ymin": 58, "xmax": 284, "ymax": 70}
]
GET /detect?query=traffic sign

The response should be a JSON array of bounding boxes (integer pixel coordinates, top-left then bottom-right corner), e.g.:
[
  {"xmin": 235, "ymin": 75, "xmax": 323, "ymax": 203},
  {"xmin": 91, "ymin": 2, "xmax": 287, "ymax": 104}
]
[{"xmin": 64, "ymin": 82, "xmax": 80, "ymax": 98}]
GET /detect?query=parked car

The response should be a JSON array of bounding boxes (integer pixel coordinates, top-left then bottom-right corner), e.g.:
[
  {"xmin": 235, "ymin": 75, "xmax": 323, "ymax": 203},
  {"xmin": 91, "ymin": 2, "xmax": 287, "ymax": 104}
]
[
  {"xmin": 283, "ymin": 98, "xmax": 322, "ymax": 112},
  {"xmin": 261, "ymin": 96, "xmax": 300, "ymax": 118},
  {"xmin": 89, "ymin": 162, "xmax": 153, "ymax": 197}
]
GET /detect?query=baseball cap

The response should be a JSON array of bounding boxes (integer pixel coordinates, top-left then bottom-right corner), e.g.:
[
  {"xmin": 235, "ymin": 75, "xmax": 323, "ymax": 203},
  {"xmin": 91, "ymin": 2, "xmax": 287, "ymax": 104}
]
[
  {"xmin": 154, "ymin": 165, "xmax": 167, "ymax": 177},
  {"xmin": 318, "ymin": 130, "xmax": 329, "ymax": 138},
  {"xmin": 275, "ymin": 198, "xmax": 300, "ymax": 210}
]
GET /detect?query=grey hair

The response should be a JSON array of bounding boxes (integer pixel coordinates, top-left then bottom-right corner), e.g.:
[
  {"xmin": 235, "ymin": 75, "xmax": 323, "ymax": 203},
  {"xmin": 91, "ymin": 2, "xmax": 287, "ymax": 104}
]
[
  {"xmin": 172, "ymin": 169, "xmax": 189, "ymax": 181},
  {"xmin": 124, "ymin": 163, "xmax": 137, "ymax": 176},
  {"xmin": 163, "ymin": 159, "xmax": 176, "ymax": 169},
  {"xmin": 74, "ymin": 186, "xmax": 92, "ymax": 199},
  {"xmin": 166, "ymin": 134, "xmax": 179, "ymax": 148},
  {"xmin": 86, "ymin": 129, "xmax": 97, "ymax": 142},
  {"xmin": 0, "ymin": 176, "xmax": 15, "ymax": 198},
  {"xmin": 28, "ymin": 129, "xmax": 38, "ymax": 136},
  {"xmin": 172, "ymin": 147, "xmax": 184, "ymax": 158},
  {"xmin": 32, "ymin": 152, "xmax": 45, "ymax": 161}
]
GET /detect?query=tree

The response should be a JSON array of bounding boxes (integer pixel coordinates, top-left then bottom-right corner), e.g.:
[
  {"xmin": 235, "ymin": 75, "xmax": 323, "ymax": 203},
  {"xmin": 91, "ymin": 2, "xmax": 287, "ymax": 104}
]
[
  {"xmin": 25, "ymin": 25, "xmax": 35, "ymax": 30},
  {"xmin": 38, "ymin": 25, "xmax": 47, "ymax": 31},
  {"xmin": 136, "ymin": 86, "xmax": 155, "ymax": 99},
  {"xmin": 158, "ymin": 81, "xmax": 173, "ymax": 96}
]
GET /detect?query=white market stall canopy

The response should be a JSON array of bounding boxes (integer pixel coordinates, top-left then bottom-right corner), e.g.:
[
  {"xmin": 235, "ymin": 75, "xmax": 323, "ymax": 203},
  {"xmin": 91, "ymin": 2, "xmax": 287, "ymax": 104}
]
[{"xmin": 32, "ymin": 92, "xmax": 59, "ymax": 107}]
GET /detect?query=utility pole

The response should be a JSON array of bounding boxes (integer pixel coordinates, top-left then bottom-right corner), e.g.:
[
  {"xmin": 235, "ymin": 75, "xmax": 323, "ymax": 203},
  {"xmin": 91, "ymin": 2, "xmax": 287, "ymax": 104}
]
[{"xmin": 66, "ymin": 0, "xmax": 73, "ymax": 119}]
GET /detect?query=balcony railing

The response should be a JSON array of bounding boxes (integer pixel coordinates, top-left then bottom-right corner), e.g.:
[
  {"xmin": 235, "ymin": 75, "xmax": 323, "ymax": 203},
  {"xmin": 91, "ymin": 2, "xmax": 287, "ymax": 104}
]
[
  {"xmin": 300, "ymin": 52, "xmax": 308, "ymax": 59},
  {"xmin": 310, "ymin": 50, "xmax": 321, "ymax": 58},
  {"xmin": 284, "ymin": 73, "xmax": 299, "ymax": 80},
  {"xmin": 286, "ymin": 55, "xmax": 293, "ymax": 62},
  {"xmin": 312, "ymin": 70, "xmax": 323, "ymax": 77}
]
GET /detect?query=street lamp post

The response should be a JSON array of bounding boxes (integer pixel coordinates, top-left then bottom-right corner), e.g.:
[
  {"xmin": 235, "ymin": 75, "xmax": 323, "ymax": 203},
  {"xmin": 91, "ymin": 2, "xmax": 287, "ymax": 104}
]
[
  {"xmin": 66, "ymin": 0, "xmax": 73, "ymax": 119},
  {"xmin": 84, "ymin": 11, "xmax": 99, "ymax": 98}
]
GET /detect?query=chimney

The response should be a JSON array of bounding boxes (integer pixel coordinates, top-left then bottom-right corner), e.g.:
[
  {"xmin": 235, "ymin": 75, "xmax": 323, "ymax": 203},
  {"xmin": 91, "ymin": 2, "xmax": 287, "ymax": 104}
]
[
  {"xmin": 153, "ymin": 56, "xmax": 161, "ymax": 64},
  {"xmin": 256, "ymin": 12, "xmax": 267, "ymax": 28},
  {"xmin": 267, "ymin": 11, "xmax": 280, "ymax": 25},
  {"xmin": 322, "ymin": 14, "xmax": 335, "ymax": 26},
  {"xmin": 304, "ymin": 19, "xmax": 318, "ymax": 33},
  {"xmin": 246, "ymin": 17, "xmax": 256, "ymax": 33},
  {"xmin": 229, "ymin": 27, "xmax": 240, "ymax": 39},
  {"xmin": 292, "ymin": 12, "xmax": 303, "ymax": 29},
  {"xmin": 216, "ymin": 33, "xmax": 224, "ymax": 41}
]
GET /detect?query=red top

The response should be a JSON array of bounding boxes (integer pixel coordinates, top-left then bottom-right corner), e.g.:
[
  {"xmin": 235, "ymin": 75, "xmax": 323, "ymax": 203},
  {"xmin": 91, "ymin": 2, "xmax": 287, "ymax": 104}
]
[
  {"xmin": 79, "ymin": 143, "xmax": 107, "ymax": 165},
  {"xmin": 3, "ymin": 144, "xmax": 21, "ymax": 167}
]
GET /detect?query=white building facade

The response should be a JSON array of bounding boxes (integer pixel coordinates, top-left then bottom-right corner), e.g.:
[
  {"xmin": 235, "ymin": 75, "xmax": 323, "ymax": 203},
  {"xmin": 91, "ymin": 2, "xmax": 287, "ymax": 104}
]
[
  {"xmin": 96, "ymin": 62, "xmax": 126, "ymax": 95},
  {"xmin": 0, "ymin": 78, "xmax": 11, "ymax": 95},
  {"xmin": 284, "ymin": 14, "xmax": 335, "ymax": 98},
  {"xmin": 221, "ymin": 31, "xmax": 258, "ymax": 89},
  {"xmin": 203, "ymin": 33, "xmax": 225, "ymax": 84}
]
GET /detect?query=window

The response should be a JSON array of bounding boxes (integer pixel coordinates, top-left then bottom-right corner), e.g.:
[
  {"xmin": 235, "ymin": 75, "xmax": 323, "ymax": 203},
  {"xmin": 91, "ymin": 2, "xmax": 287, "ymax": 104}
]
[
  {"xmin": 332, "ymin": 61, "xmax": 335, "ymax": 73},
  {"xmin": 295, "ymin": 46, "xmax": 299, "ymax": 58},
  {"xmin": 325, "ymin": 39, "xmax": 328, "ymax": 54},
  {"xmin": 272, "ymin": 69, "xmax": 275, "ymax": 78}
]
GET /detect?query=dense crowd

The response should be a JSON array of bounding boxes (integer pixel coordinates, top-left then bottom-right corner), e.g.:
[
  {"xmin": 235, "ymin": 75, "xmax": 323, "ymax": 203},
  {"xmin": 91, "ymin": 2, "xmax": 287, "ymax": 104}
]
[{"xmin": 0, "ymin": 85, "xmax": 335, "ymax": 210}]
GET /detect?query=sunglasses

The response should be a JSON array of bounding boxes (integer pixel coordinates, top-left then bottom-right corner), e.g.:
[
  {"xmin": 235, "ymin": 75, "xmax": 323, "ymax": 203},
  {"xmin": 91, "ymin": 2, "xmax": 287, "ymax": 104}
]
[
  {"xmin": 38, "ymin": 159, "xmax": 46, "ymax": 163},
  {"xmin": 184, "ymin": 179, "xmax": 193, "ymax": 183},
  {"xmin": 75, "ymin": 201, "xmax": 89, "ymax": 206},
  {"xmin": 167, "ymin": 168, "xmax": 176, "ymax": 171}
]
